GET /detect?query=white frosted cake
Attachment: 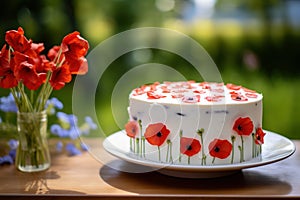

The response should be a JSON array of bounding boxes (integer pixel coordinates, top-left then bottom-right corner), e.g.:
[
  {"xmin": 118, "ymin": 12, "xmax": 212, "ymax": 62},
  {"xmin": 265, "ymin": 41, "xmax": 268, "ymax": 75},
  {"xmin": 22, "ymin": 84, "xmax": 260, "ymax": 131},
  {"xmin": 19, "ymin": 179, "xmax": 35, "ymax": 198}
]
[{"xmin": 125, "ymin": 81, "xmax": 266, "ymax": 165}]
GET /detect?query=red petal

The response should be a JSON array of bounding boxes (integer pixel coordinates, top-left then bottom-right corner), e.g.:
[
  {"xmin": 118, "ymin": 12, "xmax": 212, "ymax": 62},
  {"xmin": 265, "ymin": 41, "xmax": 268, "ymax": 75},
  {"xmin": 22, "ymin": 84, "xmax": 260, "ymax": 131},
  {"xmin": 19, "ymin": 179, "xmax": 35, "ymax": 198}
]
[
  {"xmin": 209, "ymin": 139, "xmax": 232, "ymax": 159},
  {"xmin": 144, "ymin": 123, "xmax": 170, "ymax": 146},
  {"xmin": 180, "ymin": 137, "xmax": 201, "ymax": 157}
]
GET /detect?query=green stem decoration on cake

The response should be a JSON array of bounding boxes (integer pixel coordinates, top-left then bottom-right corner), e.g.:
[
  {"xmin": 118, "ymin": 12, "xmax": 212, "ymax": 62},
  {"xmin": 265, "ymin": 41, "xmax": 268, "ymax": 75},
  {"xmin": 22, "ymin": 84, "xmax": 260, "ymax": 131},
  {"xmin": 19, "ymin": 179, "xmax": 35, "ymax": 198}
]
[
  {"xmin": 136, "ymin": 138, "xmax": 140, "ymax": 155},
  {"xmin": 231, "ymin": 135, "xmax": 236, "ymax": 164},
  {"xmin": 142, "ymin": 136, "xmax": 145, "ymax": 158},
  {"xmin": 137, "ymin": 119, "xmax": 144, "ymax": 157},
  {"xmin": 238, "ymin": 135, "xmax": 245, "ymax": 163},
  {"xmin": 179, "ymin": 130, "xmax": 183, "ymax": 163},
  {"xmin": 197, "ymin": 128, "xmax": 206, "ymax": 165},
  {"xmin": 257, "ymin": 144, "xmax": 262, "ymax": 156},
  {"xmin": 130, "ymin": 138, "xmax": 133, "ymax": 152},
  {"xmin": 169, "ymin": 140, "xmax": 173, "ymax": 163},
  {"xmin": 166, "ymin": 139, "xmax": 173, "ymax": 163},
  {"xmin": 212, "ymin": 157, "xmax": 216, "ymax": 164},
  {"xmin": 158, "ymin": 146, "xmax": 161, "ymax": 162},
  {"xmin": 252, "ymin": 133, "xmax": 256, "ymax": 158}
]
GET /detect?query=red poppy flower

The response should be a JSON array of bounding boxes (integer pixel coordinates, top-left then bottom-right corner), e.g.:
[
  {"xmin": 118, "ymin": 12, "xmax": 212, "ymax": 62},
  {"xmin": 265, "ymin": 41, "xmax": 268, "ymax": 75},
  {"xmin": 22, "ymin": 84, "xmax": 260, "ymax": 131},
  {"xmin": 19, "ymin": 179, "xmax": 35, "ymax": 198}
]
[
  {"xmin": 132, "ymin": 87, "xmax": 146, "ymax": 96},
  {"xmin": 255, "ymin": 127, "xmax": 266, "ymax": 145},
  {"xmin": 47, "ymin": 45, "xmax": 64, "ymax": 63},
  {"xmin": 149, "ymin": 82, "xmax": 160, "ymax": 91},
  {"xmin": 147, "ymin": 91, "xmax": 166, "ymax": 99},
  {"xmin": 5, "ymin": 27, "xmax": 31, "ymax": 53},
  {"xmin": 62, "ymin": 31, "xmax": 89, "ymax": 58},
  {"xmin": 125, "ymin": 121, "xmax": 140, "ymax": 138},
  {"xmin": 205, "ymin": 95, "xmax": 224, "ymax": 102},
  {"xmin": 242, "ymin": 87, "xmax": 256, "ymax": 93},
  {"xmin": 233, "ymin": 117, "xmax": 254, "ymax": 136},
  {"xmin": 180, "ymin": 137, "xmax": 201, "ymax": 157},
  {"xmin": 171, "ymin": 93, "xmax": 184, "ymax": 99},
  {"xmin": 199, "ymin": 82, "xmax": 211, "ymax": 89},
  {"xmin": 61, "ymin": 31, "xmax": 89, "ymax": 75},
  {"xmin": 0, "ymin": 45, "xmax": 18, "ymax": 88},
  {"xmin": 230, "ymin": 91, "xmax": 248, "ymax": 101},
  {"xmin": 245, "ymin": 92, "xmax": 258, "ymax": 98},
  {"xmin": 193, "ymin": 90, "xmax": 206, "ymax": 94},
  {"xmin": 144, "ymin": 123, "xmax": 170, "ymax": 146},
  {"xmin": 13, "ymin": 52, "xmax": 46, "ymax": 90},
  {"xmin": 226, "ymin": 83, "xmax": 241, "ymax": 90},
  {"xmin": 209, "ymin": 139, "xmax": 232, "ymax": 159},
  {"xmin": 161, "ymin": 86, "xmax": 170, "ymax": 93},
  {"xmin": 49, "ymin": 63, "xmax": 72, "ymax": 90}
]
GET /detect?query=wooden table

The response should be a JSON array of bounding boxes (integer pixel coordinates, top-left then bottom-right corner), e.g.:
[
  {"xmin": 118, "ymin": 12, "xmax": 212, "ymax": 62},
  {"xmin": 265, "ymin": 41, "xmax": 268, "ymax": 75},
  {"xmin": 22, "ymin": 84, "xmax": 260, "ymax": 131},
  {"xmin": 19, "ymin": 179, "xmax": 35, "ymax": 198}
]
[{"xmin": 0, "ymin": 139, "xmax": 299, "ymax": 200}]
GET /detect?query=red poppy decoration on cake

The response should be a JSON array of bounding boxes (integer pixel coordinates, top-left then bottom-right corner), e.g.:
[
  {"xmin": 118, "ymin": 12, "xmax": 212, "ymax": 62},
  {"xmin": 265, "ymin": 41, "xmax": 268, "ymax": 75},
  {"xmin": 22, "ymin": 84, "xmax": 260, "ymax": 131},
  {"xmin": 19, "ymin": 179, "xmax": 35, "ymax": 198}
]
[
  {"xmin": 209, "ymin": 139, "xmax": 232, "ymax": 159},
  {"xmin": 245, "ymin": 92, "xmax": 258, "ymax": 98},
  {"xmin": 147, "ymin": 91, "xmax": 166, "ymax": 99},
  {"xmin": 254, "ymin": 127, "xmax": 266, "ymax": 145},
  {"xmin": 230, "ymin": 91, "xmax": 248, "ymax": 101},
  {"xmin": 144, "ymin": 123, "xmax": 170, "ymax": 146},
  {"xmin": 226, "ymin": 83, "xmax": 242, "ymax": 90},
  {"xmin": 233, "ymin": 117, "xmax": 254, "ymax": 136},
  {"xmin": 180, "ymin": 137, "xmax": 201, "ymax": 157},
  {"xmin": 125, "ymin": 121, "xmax": 140, "ymax": 138}
]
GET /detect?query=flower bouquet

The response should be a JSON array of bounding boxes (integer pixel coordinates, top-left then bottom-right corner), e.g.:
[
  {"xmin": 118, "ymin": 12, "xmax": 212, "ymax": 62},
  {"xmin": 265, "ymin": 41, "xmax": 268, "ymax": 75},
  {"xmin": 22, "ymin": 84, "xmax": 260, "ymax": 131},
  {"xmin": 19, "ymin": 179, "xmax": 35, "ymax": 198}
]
[{"xmin": 0, "ymin": 27, "xmax": 89, "ymax": 172}]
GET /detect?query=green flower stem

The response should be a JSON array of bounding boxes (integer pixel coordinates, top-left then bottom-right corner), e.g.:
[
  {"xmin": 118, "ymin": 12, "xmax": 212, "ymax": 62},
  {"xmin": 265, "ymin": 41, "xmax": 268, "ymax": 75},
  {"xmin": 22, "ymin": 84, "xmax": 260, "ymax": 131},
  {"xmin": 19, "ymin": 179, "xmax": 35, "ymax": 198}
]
[
  {"xmin": 169, "ymin": 140, "xmax": 173, "ymax": 163},
  {"xmin": 238, "ymin": 145, "xmax": 242, "ymax": 163},
  {"xmin": 179, "ymin": 130, "xmax": 183, "ymax": 163},
  {"xmin": 212, "ymin": 157, "xmax": 216, "ymax": 164},
  {"xmin": 166, "ymin": 139, "xmax": 172, "ymax": 163},
  {"xmin": 188, "ymin": 156, "xmax": 191, "ymax": 165},
  {"xmin": 240, "ymin": 135, "xmax": 245, "ymax": 162},
  {"xmin": 252, "ymin": 133, "xmax": 256, "ymax": 158},
  {"xmin": 142, "ymin": 136, "xmax": 145, "ymax": 158},
  {"xmin": 197, "ymin": 128, "xmax": 206, "ymax": 165},
  {"xmin": 231, "ymin": 136, "xmax": 236, "ymax": 164},
  {"xmin": 136, "ymin": 138, "xmax": 140, "ymax": 154},
  {"xmin": 130, "ymin": 138, "xmax": 133, "ymax": 151},
  {"xmin": 158, "ymin": 146, "xmax": 161, "ymax": 162}
]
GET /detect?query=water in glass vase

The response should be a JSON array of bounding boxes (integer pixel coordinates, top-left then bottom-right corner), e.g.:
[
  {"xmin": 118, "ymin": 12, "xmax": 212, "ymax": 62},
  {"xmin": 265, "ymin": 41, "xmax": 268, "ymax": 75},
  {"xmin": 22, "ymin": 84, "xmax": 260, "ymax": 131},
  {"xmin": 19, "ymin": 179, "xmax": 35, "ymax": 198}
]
[{"xmin": 15, "ymin": 110, "xmax": 50, "ymax": 172}]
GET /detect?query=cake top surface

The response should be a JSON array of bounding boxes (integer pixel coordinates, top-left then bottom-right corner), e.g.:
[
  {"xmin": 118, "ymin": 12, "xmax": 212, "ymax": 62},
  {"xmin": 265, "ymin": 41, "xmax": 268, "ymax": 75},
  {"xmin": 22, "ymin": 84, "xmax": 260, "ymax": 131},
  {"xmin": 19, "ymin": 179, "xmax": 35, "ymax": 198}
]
[{"xmin": 130, "ymin": 81, "xmax": 262, "ymax": 105}]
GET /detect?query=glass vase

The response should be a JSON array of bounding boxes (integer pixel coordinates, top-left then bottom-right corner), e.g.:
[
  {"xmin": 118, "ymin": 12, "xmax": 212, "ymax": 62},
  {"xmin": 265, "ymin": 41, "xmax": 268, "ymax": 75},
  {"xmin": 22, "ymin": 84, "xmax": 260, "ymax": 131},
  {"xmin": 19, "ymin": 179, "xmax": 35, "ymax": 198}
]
[{"xmin": 15, "ymin": 110, "xmax": 50, "ymax": 172}]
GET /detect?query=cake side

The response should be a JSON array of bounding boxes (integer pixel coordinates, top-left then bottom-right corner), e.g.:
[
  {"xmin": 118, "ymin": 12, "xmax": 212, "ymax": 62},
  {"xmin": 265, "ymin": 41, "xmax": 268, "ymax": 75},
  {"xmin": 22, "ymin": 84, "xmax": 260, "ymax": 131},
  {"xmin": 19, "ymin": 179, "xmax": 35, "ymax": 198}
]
[{"xmin": 125, "ymin": 81, "xmax": 265, "ymax": 165}]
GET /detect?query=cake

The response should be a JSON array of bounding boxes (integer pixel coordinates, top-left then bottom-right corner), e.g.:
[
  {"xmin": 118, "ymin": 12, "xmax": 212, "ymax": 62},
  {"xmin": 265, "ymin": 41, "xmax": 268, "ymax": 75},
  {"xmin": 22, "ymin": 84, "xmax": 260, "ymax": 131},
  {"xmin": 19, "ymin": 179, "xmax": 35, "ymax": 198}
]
[{"xmin": 125, "ymin": 81, "xmax": 265, "ymax": 165}]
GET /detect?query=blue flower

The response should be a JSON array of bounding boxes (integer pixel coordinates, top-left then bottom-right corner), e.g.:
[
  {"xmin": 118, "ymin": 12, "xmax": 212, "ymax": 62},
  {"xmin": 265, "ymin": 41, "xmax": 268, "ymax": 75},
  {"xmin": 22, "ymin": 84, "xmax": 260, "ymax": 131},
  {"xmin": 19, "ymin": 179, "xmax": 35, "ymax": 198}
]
[
  {"xmin": 81, "ymin": 143, "xmax": 89, "ymax": 151},
  {"xmin": 8, "ymin": 139, "xmax": 18, "ymax": 150},
  {"xmin": 9, "ymin": 149, "xmax": 16, "ymax": 160},
  {"xmin": 0, "ymin": 93, "xmax": 18, "ymax": 113},
  {"xmin": 45, "ymin": 97, "xmax": 63, "ymax": 115},
  {"xmin": 57, "ymin": 112, "xmax": 78, "ymax": 128},
  {"xmin": 85, "ymin": 116, "xmax": 97, "ymax": 130},
  {"xmin": 80, "ymin": 116, "xmax": 97, "ymax": 135},
  {"xmin": 56, "ymin": 141, "xmax": 63, "ymax": 152},
  {"xmin": 65, "ymin": 143, "xmax": 81, "ymax": 156},
  {"xmin": 0, "ymin": 155, "xmax": 14, "ymax": 165},
  {"xmin": 50, "ymin": 124, "xmax": 71, "ymax": 138}
]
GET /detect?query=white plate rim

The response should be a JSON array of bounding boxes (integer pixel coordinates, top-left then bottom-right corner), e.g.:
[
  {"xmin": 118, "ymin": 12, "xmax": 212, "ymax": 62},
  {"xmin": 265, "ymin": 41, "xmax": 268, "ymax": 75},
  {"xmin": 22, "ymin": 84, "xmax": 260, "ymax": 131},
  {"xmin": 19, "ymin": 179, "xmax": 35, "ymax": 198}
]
[{"xmin": 103, "ymin": 130, "xmax": 296, "ymax": 172}]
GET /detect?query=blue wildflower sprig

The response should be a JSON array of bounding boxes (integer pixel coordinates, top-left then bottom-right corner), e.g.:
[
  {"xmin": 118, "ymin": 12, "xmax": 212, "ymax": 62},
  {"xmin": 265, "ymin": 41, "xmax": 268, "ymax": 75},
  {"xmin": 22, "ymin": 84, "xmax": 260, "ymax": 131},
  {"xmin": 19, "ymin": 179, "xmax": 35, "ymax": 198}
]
[
  {"xmin": 0, "ymin": 139, "xmax": 18, "ymax": 165},
  {"xmin": 50, "ymin": 112, "xmax": 97, "ymax": 156},
  {"xmin": 0, "ymin": 93, "xmax": 97, "ymax": 166}
]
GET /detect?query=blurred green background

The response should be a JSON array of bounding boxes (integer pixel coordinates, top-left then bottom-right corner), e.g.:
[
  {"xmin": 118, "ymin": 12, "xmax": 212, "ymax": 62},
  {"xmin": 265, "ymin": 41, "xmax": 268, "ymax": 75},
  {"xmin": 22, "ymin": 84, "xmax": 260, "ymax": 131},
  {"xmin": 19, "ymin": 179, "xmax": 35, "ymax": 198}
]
[{"xmin": 0, "ymin": 0, "xmax": 299, "ymax": 139}]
